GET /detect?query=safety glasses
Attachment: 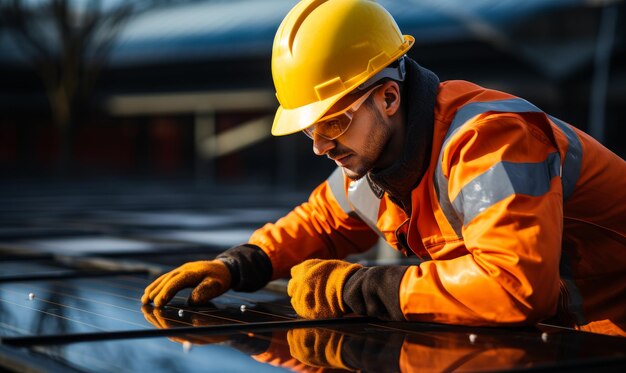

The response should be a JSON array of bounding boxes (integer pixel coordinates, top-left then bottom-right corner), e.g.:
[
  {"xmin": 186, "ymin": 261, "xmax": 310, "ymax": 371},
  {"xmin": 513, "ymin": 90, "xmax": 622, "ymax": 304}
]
[{"xmin": 303, "ymin": 84, "xmax": 382, "ymax": 140}]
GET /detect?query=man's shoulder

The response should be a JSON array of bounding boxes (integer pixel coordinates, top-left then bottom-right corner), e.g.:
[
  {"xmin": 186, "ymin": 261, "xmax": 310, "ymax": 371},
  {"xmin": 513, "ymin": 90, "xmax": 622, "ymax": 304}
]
[{"xmin": 435, "ymin": 80, "xmax": 518, "ymax": 124}]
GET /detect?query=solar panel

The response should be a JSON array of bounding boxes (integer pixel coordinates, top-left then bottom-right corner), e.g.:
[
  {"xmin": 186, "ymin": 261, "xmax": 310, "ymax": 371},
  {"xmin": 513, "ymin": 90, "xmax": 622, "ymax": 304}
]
[{"xmin": 1, "ymin": 184, "xmax": 625, "ymax": 372}]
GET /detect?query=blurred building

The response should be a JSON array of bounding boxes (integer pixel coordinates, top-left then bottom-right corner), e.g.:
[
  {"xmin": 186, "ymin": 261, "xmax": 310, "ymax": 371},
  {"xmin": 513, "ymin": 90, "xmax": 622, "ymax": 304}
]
[{"xmin": 0, "ymin": 0, "xmax": 624, "ymax": 190}]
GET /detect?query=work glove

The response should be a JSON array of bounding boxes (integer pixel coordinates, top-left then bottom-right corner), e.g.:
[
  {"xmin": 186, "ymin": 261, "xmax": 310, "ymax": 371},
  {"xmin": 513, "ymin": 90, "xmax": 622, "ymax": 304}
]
[
  {"xmin": 141, "ymin": 260, "xmax": 231, "ymax": 307},
  {"xmin": 288, "ymin": 259, "xmax": 362, "ymax": 319}
]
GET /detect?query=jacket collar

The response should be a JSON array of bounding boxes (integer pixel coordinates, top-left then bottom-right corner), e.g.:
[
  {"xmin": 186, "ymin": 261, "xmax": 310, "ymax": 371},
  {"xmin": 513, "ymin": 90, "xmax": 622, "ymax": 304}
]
[{"xmin": 368, "ymin": 57, "xmax": 440, "ymax": 215}]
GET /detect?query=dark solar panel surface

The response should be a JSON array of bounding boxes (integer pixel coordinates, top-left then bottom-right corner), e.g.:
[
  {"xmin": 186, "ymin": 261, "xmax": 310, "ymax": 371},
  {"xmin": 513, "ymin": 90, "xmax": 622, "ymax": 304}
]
[{"xmin": 1, "ymin": 181, "xmax": 625, "ymax": 372}]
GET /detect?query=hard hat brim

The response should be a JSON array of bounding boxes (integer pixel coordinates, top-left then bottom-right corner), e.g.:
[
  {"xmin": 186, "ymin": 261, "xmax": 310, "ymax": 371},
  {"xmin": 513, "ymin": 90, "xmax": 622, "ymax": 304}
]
[
  {"xmin": 271, "ymin": 93, "xmax": 341, "ymax": 137},
  {"xmin": 271, "ymin": 35, "xmax": 414, "ymax": 137}
]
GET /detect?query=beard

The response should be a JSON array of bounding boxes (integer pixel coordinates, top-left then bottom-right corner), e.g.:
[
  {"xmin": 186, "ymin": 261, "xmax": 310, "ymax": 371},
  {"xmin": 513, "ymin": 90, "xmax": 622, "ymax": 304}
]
[{"xmin": 338, "ymin": 107, "xmax": 392, "ymax": 181}]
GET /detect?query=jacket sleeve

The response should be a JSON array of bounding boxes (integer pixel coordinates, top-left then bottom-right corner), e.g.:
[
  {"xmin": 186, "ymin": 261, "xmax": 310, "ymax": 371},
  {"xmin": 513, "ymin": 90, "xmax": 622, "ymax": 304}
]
[
  {"xmin": 249, "ymin": 177, "xmax": 379, "ymax": 280},
  {"xmin": 400, "ymin": 113, "xmax": 565, "ymax": 325}
]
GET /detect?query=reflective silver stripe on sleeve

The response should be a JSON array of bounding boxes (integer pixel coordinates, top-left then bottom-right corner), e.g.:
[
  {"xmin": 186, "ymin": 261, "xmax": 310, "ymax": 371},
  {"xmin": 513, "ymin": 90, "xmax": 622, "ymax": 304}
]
[
  {"xmin": 435, "ymin": 98, "xmax": 583, "ymax": 236},
  {"xmin": 548, "ymin": 115, "xmax": 582, "ymax": 200},
  {"xmin": 452, "ymin": 152, "xmax": 561, "ymax": 226},
  {"xmin": 433, "ymin": 175, "xmax": 463, "ymax": 237},
  {"xmin": 435, "ymin": 99, "xmax": 544, "ymax": 237},
  {"xmin": 327, "ymin": 167, "xmax": 353, "ymax": 215},
  {"xmin": 434, "ymin": 97, "xmax": 586, "ymax": 324}
]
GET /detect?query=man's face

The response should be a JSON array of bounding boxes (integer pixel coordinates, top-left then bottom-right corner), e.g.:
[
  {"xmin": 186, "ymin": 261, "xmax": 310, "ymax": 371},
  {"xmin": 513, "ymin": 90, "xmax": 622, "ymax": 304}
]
[{"xmin": 311, "ymin": 92, "xmax": 393, "ymax": 180}]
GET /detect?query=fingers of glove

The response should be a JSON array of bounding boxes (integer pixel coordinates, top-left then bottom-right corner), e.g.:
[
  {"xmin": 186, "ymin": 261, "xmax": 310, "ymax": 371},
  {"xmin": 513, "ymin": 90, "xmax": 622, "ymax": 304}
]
[
  {"xmin": 288, "ymin": 270, "xmax": 321, "ymax": 318},
  {"xmin": 188, "ymin": 277, "xmax": 227, "ymax": 305},
  {"xmin": 142, "ymin": 271, "xmax": 174, "ymax": 304},
  {"xmin": 145, "ymin": 269, "xmax": 186, "ymax": 305},
  {"xmin": 288, "ymin": 259, "xmax": 323, "ymax": 297},
  {"xmin": 149, "ymin": 262, "xmax": 210, "ymax": 304},
  {"xmin": 153, "ymin": 272, "xmax": 201, "ymax": 307},
  {"xmin": 187, "ymin": 261, "xmax": 231, "ymax": 305},
  {"xmin": 290, "ymin": 259, "xmax": 323, "ymax": 277},
  {"xmin": 290, "ymin": 283, "xmax": 336, "ymax": 319},
  {"xmin": 144, "ymin": 261, "xmax": 229, "ymax": 306},
  {"xmin": 288, "ymin": 259, "xmax": 361, "ymax": 319},
  {"xmin": 142, "ymin": 261, "xmax": 208, "ymax": 304},
  {"xmin": 288, "ymin": 272, "xmax": 328, "ymax": 319}
]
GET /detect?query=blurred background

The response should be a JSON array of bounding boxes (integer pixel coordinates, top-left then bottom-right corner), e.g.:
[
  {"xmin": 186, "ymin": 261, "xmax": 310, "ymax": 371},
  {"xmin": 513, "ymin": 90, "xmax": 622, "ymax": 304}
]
[
  {"xmin": 1, "ymin": 4, "xmax": 625, "ymax": 368},
  {"xmin": 0, "ymin": 0, "xmax": 624, "ymax": 191}
]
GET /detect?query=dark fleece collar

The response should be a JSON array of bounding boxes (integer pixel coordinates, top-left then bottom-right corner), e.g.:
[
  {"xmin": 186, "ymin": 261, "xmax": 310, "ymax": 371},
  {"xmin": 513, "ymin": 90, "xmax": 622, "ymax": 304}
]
[{"xmin": 367, "ymin": 57, "xmax": 440, "ymax": 215}]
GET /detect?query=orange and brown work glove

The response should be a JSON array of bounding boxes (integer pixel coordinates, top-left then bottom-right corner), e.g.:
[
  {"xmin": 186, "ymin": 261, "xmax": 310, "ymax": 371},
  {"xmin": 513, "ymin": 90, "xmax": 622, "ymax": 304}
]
[
  {"xmin": 141, "ymin": 260, "xmax": 231, "ymax": 307},
  {"xmin": 290, "ymin": 259, "xmax": 410, "ymax": 321},
  {"xmin": 288, "ymin": 259, "xmax": 362, "ymax": 319}
]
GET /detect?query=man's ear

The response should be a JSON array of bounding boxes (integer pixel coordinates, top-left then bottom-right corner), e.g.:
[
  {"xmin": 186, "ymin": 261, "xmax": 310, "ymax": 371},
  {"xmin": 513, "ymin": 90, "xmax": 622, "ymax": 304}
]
[{"xmin": 380, "ymin": 81, "xmax": 401, "ymax": 116}]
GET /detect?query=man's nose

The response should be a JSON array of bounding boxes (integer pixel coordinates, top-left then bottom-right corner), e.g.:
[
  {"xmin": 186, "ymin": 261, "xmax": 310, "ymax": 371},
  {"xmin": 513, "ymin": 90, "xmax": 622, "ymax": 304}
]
[{"xmin": 312, "ymin": 134, "xmax": 336, "ymax": 156}]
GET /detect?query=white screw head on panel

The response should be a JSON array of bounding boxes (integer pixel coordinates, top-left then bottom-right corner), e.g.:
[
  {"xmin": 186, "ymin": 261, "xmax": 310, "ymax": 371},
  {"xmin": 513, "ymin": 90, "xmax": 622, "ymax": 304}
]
[
  {"xmin": 469, "ymin": 334, "xmax": 477, "ymax": 343},
  {"xmin": 541, "ymin": 332, "xmax": 549, "ymax": 342},
  {"xmin": 178, "ymin": 309, "xmax": 184, "ymax": 317},
  {"xmin": 240, "ymin": 304, "xmax": 247, "ymax": 312},
  {"xmin": 28, "ymin": 293, "xmax": 35, "ymax": 300}
]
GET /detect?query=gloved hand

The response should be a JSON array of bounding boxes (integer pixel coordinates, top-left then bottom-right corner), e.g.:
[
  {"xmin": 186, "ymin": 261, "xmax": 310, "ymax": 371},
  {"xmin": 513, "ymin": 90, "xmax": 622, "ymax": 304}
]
[
  {"xmin": 287, "ymin": 259, "xmax": 362, "ymax": 319},
  {"xmin": 141, "ymin": 260, "xmax": 231, "ymax": 307},
  {"xmin": 287, "ymin": 328, "xmax": 352, "ymax": 370}
]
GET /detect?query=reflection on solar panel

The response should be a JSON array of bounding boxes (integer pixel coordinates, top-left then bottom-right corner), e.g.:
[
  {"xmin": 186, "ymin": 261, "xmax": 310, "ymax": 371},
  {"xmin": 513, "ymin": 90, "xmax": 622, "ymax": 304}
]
[{"xmin": 1, "ymin": 183, "xmax": 625, "ymax": 372}]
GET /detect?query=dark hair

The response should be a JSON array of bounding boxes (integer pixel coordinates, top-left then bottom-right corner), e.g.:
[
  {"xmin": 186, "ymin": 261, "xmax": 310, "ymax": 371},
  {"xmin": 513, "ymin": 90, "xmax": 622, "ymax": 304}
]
[{"xmin": 363, "ymin": 77, "xmax": 405, "ymax": 111}]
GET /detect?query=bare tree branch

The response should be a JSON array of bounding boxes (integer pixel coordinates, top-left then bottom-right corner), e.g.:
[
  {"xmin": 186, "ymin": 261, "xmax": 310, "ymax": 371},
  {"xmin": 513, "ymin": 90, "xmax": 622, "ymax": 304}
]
[
  {"xmin": 0, "ymin": 0, "xmax": 143, "ymax": 171},
  {"xmin": 1, "ymin": 0, "xmax": 54, "ymax": 63}
]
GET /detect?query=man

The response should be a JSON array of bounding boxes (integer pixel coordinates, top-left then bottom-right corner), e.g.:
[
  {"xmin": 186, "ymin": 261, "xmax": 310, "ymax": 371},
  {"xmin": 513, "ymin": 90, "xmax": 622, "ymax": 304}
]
[{"xmin": 142, "ymin": 0, "xmax": 626, "ymax": 335}]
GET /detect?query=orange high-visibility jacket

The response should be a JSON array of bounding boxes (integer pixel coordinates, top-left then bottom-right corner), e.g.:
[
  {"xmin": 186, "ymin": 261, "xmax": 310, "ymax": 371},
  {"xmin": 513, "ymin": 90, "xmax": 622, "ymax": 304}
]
[{"xmin": 249, "ymin": 80, "xmax": 626, "ymax": 330}]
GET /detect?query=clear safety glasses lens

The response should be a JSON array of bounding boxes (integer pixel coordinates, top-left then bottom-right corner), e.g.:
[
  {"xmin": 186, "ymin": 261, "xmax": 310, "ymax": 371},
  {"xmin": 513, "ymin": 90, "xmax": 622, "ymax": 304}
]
[
  {"xmin": 303, "ymin": 84, "xmax": 382, "ymax": 141},
  {"xmin": 303, "ymin": 114, "xmax": 352, "ymax": 140}
]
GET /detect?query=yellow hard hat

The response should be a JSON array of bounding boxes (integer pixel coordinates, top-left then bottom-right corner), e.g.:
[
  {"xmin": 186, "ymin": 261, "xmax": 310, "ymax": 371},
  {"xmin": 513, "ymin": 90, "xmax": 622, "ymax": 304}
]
[{"xmin": 271, "ymin": 0, "xmax": 414, "ymax": 136}]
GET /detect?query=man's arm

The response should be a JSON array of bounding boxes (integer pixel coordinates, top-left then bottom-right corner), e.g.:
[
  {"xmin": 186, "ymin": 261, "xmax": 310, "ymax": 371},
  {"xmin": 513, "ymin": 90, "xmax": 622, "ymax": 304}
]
[
  {"xmin": 400, "ymin": 113, "xmax": 564, "ymax": 325},
  {"xmin": 248, "ymin": 177, "xmax": 379, "ymax": 280},
  {"xmin": 143, "ymin": 175, "xmax": 378, "ymax": 306}
]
